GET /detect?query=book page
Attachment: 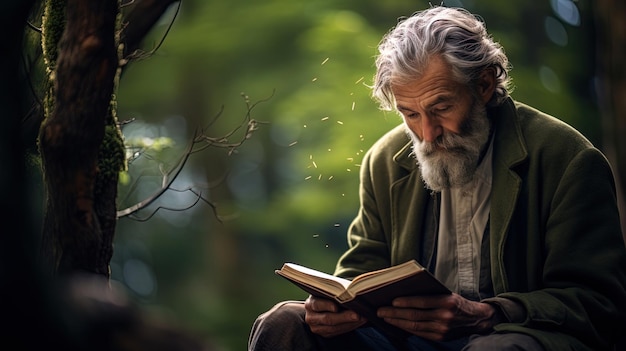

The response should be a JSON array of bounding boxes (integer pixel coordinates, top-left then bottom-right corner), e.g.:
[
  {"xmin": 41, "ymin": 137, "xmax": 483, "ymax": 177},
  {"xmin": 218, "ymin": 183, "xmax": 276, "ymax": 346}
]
[
  {"xmin": 281, "ymin": 263, "xmax": 352, "ymax": 295},
  {"xmin": 347, "ymin": 260, "xmax": 424, "ymax": 294}
]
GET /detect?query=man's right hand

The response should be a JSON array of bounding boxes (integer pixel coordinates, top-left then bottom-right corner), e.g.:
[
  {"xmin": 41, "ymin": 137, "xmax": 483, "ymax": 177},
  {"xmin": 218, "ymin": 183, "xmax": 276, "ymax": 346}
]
[{"xmin": 304, "ymin": 295, "xmax": 367, "ymax": 337}]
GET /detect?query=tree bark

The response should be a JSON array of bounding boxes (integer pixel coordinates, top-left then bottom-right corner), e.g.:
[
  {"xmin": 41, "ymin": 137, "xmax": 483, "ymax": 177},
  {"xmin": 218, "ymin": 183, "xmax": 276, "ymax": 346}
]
[
  {"xmin": 594, "ymin": 0, "xmax": 626, "ymax": 239},
  {"xmin": 36, "ymin": 0, "xmax": 189, "ymax": 278},
  {"xmin": 39, "ymin": 0, "xmax": 119, "ymax": 276}
]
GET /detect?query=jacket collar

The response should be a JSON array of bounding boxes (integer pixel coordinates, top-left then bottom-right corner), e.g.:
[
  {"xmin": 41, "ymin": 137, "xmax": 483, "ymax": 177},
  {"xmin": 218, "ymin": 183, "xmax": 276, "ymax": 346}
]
[
  {"xmin": 393, "ymin": 138, "xmax": 417, "ymax": 171},
  {"xmin": 492, "ymin": 98, "xmax": 528, "ymax": 170}
]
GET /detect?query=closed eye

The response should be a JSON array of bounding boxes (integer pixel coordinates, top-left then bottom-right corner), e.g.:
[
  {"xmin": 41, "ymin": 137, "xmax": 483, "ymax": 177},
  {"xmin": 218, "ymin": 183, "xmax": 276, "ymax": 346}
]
[
  {"xmin": 433, "ymin": 105, "xmax": 451, "ymax": 113},
  {"xmin": 398, "ymin": 107, "xmax": 419, "ymax": 119}
]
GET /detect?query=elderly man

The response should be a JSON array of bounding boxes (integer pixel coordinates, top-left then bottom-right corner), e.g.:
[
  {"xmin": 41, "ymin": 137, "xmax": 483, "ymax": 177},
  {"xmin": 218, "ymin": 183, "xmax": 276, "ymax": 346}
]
[{"xmin": 248, "ymin": 6, "xmax": 626, "ymax": 351}]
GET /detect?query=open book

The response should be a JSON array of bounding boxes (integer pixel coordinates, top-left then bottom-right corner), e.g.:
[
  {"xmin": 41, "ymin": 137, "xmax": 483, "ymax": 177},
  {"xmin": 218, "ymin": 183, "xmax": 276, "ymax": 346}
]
[{"xmin": 276, "ymin": 259, "xmax": 451, "ymax": 339}]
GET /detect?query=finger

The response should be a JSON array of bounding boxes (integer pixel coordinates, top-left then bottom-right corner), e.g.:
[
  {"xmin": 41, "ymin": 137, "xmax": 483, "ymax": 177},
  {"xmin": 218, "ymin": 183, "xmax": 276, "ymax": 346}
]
[
  {"xmin": 305, "ymin": 295, "xmax": 339, "ymax": 313},
  {"xmin": 308, "ymin": 316, "xmax": 367, "ymax": 338},
  {"xmin": 378, "ymin": 306, "xmax": 440, "ymax": 321},
  {"xmin": 392, "ymin": 294, "xmax": 456, "ymax": 309},
  {"xmin": 306, "ymin": 307, "xmax": 362, "ymax": 326}
]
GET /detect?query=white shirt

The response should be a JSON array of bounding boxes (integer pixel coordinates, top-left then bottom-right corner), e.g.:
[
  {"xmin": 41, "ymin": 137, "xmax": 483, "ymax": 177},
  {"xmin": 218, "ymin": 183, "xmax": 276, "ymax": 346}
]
[{"xmin": 434, "ymin": 137, "xmax": 494, "ymax": 300}]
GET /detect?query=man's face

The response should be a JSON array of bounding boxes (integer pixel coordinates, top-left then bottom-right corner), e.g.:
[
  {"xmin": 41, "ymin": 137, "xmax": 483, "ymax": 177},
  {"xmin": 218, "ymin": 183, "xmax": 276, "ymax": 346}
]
[{"xmin": 392, "ymin": 56, "xmax": 491, "ymax": 191}]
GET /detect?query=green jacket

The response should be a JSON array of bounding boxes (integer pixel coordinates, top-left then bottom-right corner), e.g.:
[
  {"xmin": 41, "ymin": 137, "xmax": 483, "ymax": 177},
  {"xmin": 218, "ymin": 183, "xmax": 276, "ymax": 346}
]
[{"xmin": 334, "ymin": 98, "xmax": 626, "ymax": 350}]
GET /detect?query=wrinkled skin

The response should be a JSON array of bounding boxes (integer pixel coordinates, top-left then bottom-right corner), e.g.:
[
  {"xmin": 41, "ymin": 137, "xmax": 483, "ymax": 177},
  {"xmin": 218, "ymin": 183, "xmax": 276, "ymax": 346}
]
[{"xmin": 304, "ymin": 293, "xmax": 498, "ymax": 341}]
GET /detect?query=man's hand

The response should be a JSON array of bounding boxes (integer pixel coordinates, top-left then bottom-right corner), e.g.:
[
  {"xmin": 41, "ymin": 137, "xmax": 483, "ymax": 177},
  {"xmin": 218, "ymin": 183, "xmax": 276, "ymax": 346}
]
[
  {"xmin": 304, "ymin": 295, "xmax": 367, "ymax": 338},
  {"xmin": 377, "ymin": 293, "xmax": 500, "ymax": 341}
]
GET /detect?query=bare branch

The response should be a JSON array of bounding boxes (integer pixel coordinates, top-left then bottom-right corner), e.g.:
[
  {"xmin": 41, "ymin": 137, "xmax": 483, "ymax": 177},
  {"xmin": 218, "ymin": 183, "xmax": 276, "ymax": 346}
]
[
  {"xmin": 116, "ymin": 128, "xmax": 195, "ymax": 218},
  {"xmin": 120, "ymin": 0, "xmax": 136, "ymax": 8},
  {"xmin": 119, "ymin": 0, "xmax": 181, "ymax": 68},
  {"xmin": 26, "ymin": 21, "xmax": 41, "ymax": 33},
  {"xmin": 122, "ymin": 0, "xmax": 181, "ymax": 65},
  {"xmin": 192, "ymin": 91, "xmax": 273, "ymax": 155},
  {"xmin": 116, "ymin": 93, "xmax": 272, "ymax": 222},
  {"xmin": 125, "ymin": 186, "xmax": 204, "ymax": 222}
]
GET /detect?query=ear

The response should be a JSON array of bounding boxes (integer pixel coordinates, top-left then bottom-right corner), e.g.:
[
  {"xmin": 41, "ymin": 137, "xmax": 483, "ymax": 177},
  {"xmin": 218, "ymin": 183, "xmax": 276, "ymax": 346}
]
[{"xmin": 476, "ymin": 67, "xmax": 497, "ymax": 105}]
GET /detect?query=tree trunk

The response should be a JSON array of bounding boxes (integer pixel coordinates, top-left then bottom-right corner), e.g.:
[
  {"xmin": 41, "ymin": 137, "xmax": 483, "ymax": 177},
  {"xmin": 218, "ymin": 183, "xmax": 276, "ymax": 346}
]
[
  {"xmin": 39, "ymin": 0, "xmax": 119, "ymax": 276},
  {"xmin": 594, "ymin": 0, "xmax": 626, "ymax": 239},
  {"xmin": 37, "ymin": 0, "xmax": 189, "ymax": 278}
]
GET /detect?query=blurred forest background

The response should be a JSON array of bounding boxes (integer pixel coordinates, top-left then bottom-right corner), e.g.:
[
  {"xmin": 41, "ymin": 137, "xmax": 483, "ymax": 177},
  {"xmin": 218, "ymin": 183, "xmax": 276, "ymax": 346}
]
[{"xmin": 7, "ymin": 0, "xmax": 623, "ymax": 350}]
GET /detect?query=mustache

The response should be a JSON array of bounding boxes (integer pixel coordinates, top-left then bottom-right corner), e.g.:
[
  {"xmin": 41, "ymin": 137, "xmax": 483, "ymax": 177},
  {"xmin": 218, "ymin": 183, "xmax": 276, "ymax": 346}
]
[
  {"xmin": 419, "ymin": 133, "xmax": 469, "ymax": 156},
  {"xmin": 404, "ymin": 100, "xmax": 491, "ymax": 191},
  {"xmin": 414, "ymin": 105, "xmax": 490, "ymax": 158}
]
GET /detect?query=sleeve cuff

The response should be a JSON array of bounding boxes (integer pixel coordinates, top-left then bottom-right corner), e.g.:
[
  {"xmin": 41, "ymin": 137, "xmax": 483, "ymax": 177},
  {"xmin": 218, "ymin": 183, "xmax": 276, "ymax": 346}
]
[{"xmin": 481, "ymin": 296, "xmax": 526, "ymax": 323}]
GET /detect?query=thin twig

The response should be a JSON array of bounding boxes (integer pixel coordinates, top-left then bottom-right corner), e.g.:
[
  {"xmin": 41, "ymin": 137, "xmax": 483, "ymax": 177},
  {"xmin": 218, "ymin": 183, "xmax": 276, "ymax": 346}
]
[
  {"xmin": 122, "ymin": 0, "xmax": 182, "ymax": 65},
  {"xmin": 118, "ymin": 92, "xmax": 271, "ymax": 222},
  {"xmin": 26, "ymin": 21, "xmax": 42, "ymax": 33}
]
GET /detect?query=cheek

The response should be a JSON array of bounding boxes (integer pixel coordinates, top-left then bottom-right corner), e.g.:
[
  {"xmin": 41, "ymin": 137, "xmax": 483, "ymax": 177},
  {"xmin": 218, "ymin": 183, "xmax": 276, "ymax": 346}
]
[
  {"xmin": 438, "ymin": 111, "xmax": 469, "ymax": 135},
  {"xmin": 443, "ymin": 120, "xmax": 464, "ymax": 135},
  {"xmin": 403, "ymin": 118, "xmax": 424, "ymax": 139}
]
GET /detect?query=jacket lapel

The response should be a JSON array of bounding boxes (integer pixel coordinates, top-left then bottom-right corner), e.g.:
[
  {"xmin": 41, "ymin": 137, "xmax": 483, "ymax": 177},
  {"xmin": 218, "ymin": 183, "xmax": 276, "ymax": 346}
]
[
  {"xmin": 389, "ymin": 139, "xmax": 432, "ymax": 265},
  {"xmin": 489, "ymin": 98, "xmax": 528, "ymax": 293}
]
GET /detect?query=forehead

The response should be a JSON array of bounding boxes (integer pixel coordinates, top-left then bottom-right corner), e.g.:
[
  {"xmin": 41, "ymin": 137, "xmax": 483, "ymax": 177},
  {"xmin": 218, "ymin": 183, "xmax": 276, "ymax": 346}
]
[{"xmin": 391, "ymin": 56, "xmax": 465, "ymax": 106}]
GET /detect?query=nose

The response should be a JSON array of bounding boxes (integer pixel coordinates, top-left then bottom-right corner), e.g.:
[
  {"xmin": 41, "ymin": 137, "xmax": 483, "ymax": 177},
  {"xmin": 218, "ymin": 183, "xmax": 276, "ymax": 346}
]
[{"xmin": 420, "ymin": 114, "xmax": 442, "ymax": 143}]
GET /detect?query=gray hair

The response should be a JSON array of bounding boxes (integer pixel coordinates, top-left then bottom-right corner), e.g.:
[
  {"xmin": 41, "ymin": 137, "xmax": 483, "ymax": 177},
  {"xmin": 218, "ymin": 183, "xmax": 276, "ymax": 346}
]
[{"xmin": 372, "ymin": 6, "xmax": 512, "ymax": 110}]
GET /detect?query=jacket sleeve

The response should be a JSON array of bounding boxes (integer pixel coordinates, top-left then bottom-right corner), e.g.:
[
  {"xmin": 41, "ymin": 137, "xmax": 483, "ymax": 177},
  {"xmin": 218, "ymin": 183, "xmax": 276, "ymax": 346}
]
[{"xmin": 333, "ymin": 145, "xmax": 393, "ymax": 279}]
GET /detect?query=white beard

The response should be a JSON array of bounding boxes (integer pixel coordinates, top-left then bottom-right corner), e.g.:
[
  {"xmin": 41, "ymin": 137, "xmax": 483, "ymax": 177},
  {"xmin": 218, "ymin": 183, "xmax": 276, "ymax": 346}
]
[{"xmin": 406, "ymin": 101, "xmax": 491, "ymax": 192}]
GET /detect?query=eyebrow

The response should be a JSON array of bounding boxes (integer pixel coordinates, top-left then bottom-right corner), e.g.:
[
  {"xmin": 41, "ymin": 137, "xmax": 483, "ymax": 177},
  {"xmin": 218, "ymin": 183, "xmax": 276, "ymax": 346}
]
[
  {"xmin": 397, "ymin": 105, "xmax": 415, "ymax": 113},
  {"xmin": 427, "ymin": 95, "xmax": 454, "ymax": 107},
  {"xmin": 396, "ymin": 94, "xmax": 455, "ymax": 112}
]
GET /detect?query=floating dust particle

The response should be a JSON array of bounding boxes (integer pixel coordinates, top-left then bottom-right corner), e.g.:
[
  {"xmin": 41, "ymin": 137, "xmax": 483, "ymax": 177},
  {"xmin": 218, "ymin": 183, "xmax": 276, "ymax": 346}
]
[
  {"xmin": 312, "ymin": 77, "xmax": 318, "ymax": 82},
  {"xmin": 355, "ymin": 77, "xmax": 364, "ymax": 84},
  {"xmin": 337, "ymin": 121, "xmax": 343, "ymax": 125},
  {"xmin": 312, "ymin": 161, "xmax": 318, "ymax": 168},
  {"xmin": 321, "ymin": 57, "xmax": 330, "ymax": 65},
  {"xmin": 321, "ymin": 116, "xmax": 329, "ymax": 121},
  {"xmin": 305, "ymin": 176, "xmax": 312, "ymax": 180},
  {"xmin": 325, "ymin": 244, "xmax": 329, "ymax": 248},
  {"xmin": 342, "ymin": 193, "xmax": 345, "ymax": 197},
  {"xmin": 351, "ymin": 102, "xmax": 355, "ymax": 111},
  {"xmin": 304, "ymin": 124, "xmax": 307, "ymax": 128},
  {"xmin": 328, "ymin": 149, "xmax": 332, "ymax": 152},
  {"xmin": 289, "ymin": 141, "xmax": 298, "ymax": 147}
]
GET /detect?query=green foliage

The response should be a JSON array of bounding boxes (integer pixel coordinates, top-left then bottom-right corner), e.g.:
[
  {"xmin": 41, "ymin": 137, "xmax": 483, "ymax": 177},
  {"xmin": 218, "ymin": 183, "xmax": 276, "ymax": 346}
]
[
  {"xmin": 41, "ymin": 0, "xmax": 65, "ymax": 73},
  {"xmin": 96, "ymin": 125, "xmax": 127, "ymax": 192},
  {"xmin": 40, "ymin": 0, "xmax": 66, "ymax": 120},
  {"xmin": 112, "ymin": 1, "xmax": 601, "ymax": 350}
]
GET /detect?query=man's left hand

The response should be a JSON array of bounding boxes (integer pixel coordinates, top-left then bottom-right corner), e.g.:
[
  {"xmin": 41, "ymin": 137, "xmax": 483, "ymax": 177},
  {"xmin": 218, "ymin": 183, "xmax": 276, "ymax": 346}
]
[{"xmin": 377, "ymin": 293, "xmax": 500, "ymax": 341}]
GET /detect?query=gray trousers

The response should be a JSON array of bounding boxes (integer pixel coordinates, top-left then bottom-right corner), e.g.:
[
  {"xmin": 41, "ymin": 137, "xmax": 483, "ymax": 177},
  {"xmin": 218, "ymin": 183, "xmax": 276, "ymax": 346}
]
[{"xmin": 248, "ymin": 301, "xmax": 544, "ymax": 351}]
